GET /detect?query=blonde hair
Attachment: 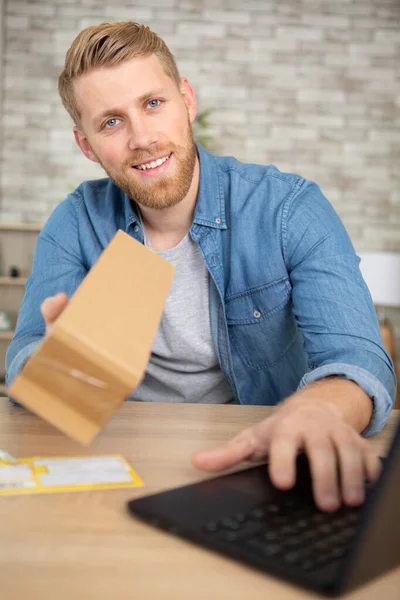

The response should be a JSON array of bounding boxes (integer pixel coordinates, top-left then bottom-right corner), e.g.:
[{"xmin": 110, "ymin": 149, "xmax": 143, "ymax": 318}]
[{"xmin": 58, "ymin": 21, "xmax": 181, "ymax": 125}]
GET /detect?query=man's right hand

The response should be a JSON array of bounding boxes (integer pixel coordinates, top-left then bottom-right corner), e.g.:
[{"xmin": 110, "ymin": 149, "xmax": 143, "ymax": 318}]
[{"xmin": 40, "ymin": 293, "xmax": 69, "ymax": 333}]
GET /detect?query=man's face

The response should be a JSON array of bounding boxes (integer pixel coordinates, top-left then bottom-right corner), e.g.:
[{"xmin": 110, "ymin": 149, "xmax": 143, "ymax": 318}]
[{"xmin": 73, "ymin": 54, "xmax": 197, "ymax": 210}]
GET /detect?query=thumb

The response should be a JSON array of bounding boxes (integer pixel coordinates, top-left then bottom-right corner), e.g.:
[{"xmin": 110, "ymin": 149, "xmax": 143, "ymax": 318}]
[
  {"xmin": 192, "ymin": 435, "xmax": 254, "ymax": 473},
  {"xmin": 41, "ymin": 293, "xmax": 69, "ymax": 329}
]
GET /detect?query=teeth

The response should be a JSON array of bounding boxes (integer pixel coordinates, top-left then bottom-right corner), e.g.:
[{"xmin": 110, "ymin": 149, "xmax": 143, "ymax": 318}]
[{"xmin": 135, "ymin": 154, "xmax": 170, "ymax": 170}]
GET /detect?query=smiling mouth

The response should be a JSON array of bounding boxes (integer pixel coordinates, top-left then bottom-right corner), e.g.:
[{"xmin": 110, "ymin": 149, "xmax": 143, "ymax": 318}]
[{"xmin": 132, "ymin": 153, "xmax": 172, "ymax": 171}]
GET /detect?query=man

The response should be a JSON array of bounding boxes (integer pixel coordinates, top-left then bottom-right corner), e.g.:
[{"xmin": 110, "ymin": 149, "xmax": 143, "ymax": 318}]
[{"xmin": 6, "ymin": 21, "xmax": 396, "ymax": 513}]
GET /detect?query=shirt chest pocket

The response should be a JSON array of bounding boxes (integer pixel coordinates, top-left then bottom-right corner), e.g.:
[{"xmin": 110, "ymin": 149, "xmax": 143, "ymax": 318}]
[{"xmin": 225, "ymin": 278, "xmax": 298, "ymax": 369}]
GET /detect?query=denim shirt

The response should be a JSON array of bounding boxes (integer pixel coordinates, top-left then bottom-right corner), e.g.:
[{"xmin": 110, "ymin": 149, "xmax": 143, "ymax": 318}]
[{"xmin": 6, "ymin": 144, "xmax": 396, "ymax": 435}]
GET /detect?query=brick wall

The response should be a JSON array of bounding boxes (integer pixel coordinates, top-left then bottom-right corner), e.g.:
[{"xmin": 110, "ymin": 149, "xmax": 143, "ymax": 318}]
[{"xmin": 0, "ymin": 0, "xmax": 399, "ymax": 347}]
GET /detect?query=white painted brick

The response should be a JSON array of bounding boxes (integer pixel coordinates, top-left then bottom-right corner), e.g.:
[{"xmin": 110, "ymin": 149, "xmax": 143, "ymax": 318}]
[
  {"xmin": 247, "ymin": 137, "xmax": 292, "ymax": 151},
  {"xmin": 100, "ymin": 6, "xmax": 154, "ymax": 21},
  {"xmin": 165, "ymin": 36, "xmax": 200, "ymax": 49},
  {"xmin": 271, "ymin": 126, "xmax": 318, "ymax": 141},
  {"xmin": 317, "ymin": 153, "xmax": 348, "ymax": 166},
  {"xmin": 249, "ymin": 12, "xmax": 292, "ymax": 25},
  {"xmin": 55, "ymin": 6, "xmax": 106, "ymax": 18},
  {"xmin": 374, "ymin": 28, "xmax": 400, "ymax": 44},
  {"xmin": 30, "ymin": 41, "xmax": 55, "ymax": 55},
  {"xmin": 368, "ymin": 129, "xmax": 400, "ymax": 143},
  {"xmin": 7, "ymin": 2, "xmax": 56, "ymax": 16},
  {"xmin": 133, "ymin": 0, "xmax": 176, "ymax": 6},
  {"xmin": 27, "ymin": 19, "xmax": 75, "ymax": 32},
  {"xmin": 78, "ymin": 0, "xmax": 109, "ymax": 5},
  {"xmin": 224, "ymin": 0, "xmax": 271, "ymax": 8},
  {"xmin": 4, "ymin": 101, "xmax": 52, "ymax": 116},
  {"xmin": 351, "ymin": 16, "xmax": 376, "ymax": 30},
  {"xmin": 11, "ymin": 29, "xmax": 53, "ymax": 43},
  {"xmin": 324, "ymin": 53, "xmax": 371, "ymax": 68},
  {"xmin": 375, "ymin": 7, "xmax": 400, "ymax": 20},
  {"xmin": 362, "ymin": 228, "xmax": 400, "ymax": 246},
  {"xmin": 202, "ymin": 10, "xmax": 251, "ymax": 24},
  {"xmin": 301, "ymin": 14, "xmax": 350, "ymax": 29},
  {"xmin": 350, "ymin": 43, "xmax": 397, "ymax": 56},
  {"xmin": 266, "ymin": 78, "xmax": 299, "ymax": 91},
  {"xmin": 276, "ymin": 26, "xmax": 323, "ymax": 42},
  {"xmin": 342, "ymin": 166, "xmax": 391, "ymax": 183},
  {"xmin": 341, "ymin": 3, "xmax": 375, "ymax": 15},
  {"xmin": 5, "ymin": 15, "xmax": 29, "ymax": 29},
  {"xmin": 224, "ymin": 49, "xmax": 253, "ymax": 63},
  {"xmin": 53, "ymin": 30, "xmax": 82, "ymax": 45},
  {"xmin": 364, "ymin": 79, "xmax": 399, "ymax": 94},
  {"xmin": 4, "ymin": 76, "xmax": 53, "ymax": 91},
  {"xmin": 215, "ymin": 110, "xmax": 247, "ymax": 124},
  {"xmin": 277, "ymin": 3, "xmax": 302, "ymax": 17},
  {"xmin": 2, "ymin": 171, "xmax": 50, "ymax": 187},
  {"xmin": 297, "ymin": 90, "xmax": 346, "ymax": 103},
  {"xmin": 2, "ymin": 114, "xmax": 27, "ymax": 127},
  {"xmin": 298, "ymin": 114, "xmax": 345, "ymax": 128},
  {"xmin": 175, "ymin": 0, "xmax": 202, "ymax": 8},
  {"xmin": 151, "ymin": 9, "xmax": 201, "ymax": 22},
  {"xmin": 177, "ymin": 22, "xmax": 226, "ymax": 38},
  {"xmin": 250, "ymin": 38, "xmax": 297, "ymax": 51},
  {"xmin": 50, "ymin": 129, "xmax": 75, "ymax": 142},
  {"xmin": 198, "ymin": 85, "xmax": 248, "ymax": 100},
  {"xmin": 74, "ymin": 18, "xmax": 103, "ymax": 31}
]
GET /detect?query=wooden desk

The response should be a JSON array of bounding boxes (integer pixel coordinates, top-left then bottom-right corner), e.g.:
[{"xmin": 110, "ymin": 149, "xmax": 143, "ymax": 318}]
[{"xmin": 0, "ymin": 403, "xmax": 398, "ymax": 600}]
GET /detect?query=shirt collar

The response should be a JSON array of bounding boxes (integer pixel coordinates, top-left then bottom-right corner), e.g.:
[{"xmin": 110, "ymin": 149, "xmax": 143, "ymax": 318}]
[{"xmin": 192, "ymin": 142, "xmax": 226, "ymax": 230}]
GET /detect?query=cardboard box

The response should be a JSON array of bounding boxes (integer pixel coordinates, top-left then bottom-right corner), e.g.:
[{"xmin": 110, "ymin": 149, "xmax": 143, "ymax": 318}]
[{"xmin": 8, "ymin": 230, "xmax": 175, "ymax": 445}]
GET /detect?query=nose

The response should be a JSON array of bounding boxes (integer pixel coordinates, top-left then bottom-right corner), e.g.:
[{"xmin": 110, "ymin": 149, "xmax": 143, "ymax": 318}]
[{"xmin": 127, "ymin": 116, "xmax": 158, "ymax": 151}]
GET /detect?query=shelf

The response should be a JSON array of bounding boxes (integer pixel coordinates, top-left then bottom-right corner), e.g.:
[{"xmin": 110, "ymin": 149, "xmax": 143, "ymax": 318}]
[
  {"xmin": 0, "ymin": 276, "xmax": 27, "ymax": 285},
  {"xmin": 0, "ymin": 331, "xmax": 14, "ymax": 340},
  {"xmin": 0, "ymin": 223, "xmax": 42, "ymax": 232}
]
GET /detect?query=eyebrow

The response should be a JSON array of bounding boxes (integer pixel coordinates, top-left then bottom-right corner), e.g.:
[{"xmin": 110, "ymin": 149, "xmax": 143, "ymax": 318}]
[{"xmin": 92, "ymin": 88, "xmax": 168, "ymax": 128}]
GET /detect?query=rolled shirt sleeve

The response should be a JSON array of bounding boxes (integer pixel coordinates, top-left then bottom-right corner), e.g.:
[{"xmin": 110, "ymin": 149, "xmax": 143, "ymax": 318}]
[{"xmin": 297, "ymin": 362, "xmax": 395, "ymax": 437}]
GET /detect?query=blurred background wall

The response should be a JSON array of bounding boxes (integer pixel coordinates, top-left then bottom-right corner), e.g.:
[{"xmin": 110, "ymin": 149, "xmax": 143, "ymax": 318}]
[{"xmin": 0, "ymin": 0, "xmax": 399, "ymax": 346}]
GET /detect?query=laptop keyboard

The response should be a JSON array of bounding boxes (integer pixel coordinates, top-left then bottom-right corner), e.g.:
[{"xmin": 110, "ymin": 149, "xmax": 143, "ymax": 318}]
[{"xmin": 201, "ymin": 491, "xmax": 367, "ymax": 573}]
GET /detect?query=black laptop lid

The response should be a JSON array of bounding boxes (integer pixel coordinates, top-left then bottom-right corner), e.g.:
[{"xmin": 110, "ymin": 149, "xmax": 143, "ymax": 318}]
[{"xmin": 340, "ymin": 416, "xmax": 400, "ymax": 592}]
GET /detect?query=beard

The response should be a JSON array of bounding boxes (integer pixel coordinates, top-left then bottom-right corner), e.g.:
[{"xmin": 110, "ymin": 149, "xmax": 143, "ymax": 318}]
[{"xmin": 93, "ymin": 119, "xmax": 197, "ymax": 210}]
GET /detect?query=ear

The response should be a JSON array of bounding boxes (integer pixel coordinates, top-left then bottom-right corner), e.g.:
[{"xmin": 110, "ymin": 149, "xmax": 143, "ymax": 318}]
[
  {"xmin": 73, "ymin": 126, "xmax": 99, "ymax": 163},
  {"xmin": 179, "ymin": 77, "xmax": 197, "ymax": 124}
]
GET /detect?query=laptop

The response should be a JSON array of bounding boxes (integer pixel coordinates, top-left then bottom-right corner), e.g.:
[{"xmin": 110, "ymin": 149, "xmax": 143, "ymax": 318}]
[{"xmin": 127, "ymin": 417, "xmax": 400, "ymax": 596}]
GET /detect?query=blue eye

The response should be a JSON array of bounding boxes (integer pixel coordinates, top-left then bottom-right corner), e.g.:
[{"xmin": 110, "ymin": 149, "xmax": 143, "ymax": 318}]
[
  {"xmin": 148, "ymin": 99, "xmax": 161, "ymax": 109},
  {"xmin": 105, "ymin": 118, "xmax": 119, "ymax": 128}
]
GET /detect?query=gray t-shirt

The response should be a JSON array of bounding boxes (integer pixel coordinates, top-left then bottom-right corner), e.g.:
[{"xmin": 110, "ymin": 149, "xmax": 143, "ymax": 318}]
[{"xmin": 130, "ymin": 230, "xmax": 234, "ymax": 403}]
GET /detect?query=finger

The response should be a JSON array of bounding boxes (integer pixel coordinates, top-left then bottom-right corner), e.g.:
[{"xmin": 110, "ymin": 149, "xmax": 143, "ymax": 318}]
[
  {"xmin": 192, "ymin": 432, "xmax": 255, "ymax": 472},
  {"xmin": 268, "ymin": 433, "xmax": 300, "ymax": 490},
  {"xmin": 364, "ymin": 446, "xmax": 382, "ymax": 483},
  {"xmin": 339, "ymin": 450, "xmax": 365, "ymax": 506},
  {"xmin": 333, "ymin": 431, "xmax": 366, "ymax": 507},
  {"xmin": 304, "ymin": 437, "xmax": 340, "ymax": 512},
  {"xmin": 41, "ymin": 293, "xmax": 68, "ymax": 326}
]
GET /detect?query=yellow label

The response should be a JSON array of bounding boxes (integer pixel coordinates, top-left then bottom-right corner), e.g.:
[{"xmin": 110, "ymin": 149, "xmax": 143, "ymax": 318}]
[{"xmin": 0, "ymin": 454, "xmax": 143, "ymax": 496}]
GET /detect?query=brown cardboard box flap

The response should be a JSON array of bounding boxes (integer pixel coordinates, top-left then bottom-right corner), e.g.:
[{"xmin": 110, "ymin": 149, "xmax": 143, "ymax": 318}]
[{"xmin": 9, "ymin": 230, "xmax": 175, "ymax": 445}]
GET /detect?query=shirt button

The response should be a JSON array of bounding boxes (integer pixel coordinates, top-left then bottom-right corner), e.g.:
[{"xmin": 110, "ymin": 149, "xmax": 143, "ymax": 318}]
[
  {"xmin": 134, "ymin": 225, "xmax": 139, "ymax": 233},
  {"xmin": 215, "ymin": 217, "xmax": 221, "ymax": 224},
  {"xmin": 253, "ymin": 310, "xmax": 261, "ymax": 319}
]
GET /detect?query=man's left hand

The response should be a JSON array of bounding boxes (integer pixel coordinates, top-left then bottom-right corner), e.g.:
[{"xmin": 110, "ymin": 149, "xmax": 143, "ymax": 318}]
[{"xmin": 192, "ymin": 394, "xmax": 381, "ymax": 512}]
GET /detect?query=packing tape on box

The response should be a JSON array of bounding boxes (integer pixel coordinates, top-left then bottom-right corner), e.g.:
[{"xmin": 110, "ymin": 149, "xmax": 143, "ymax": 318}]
[
  {"xmin": 36, "ymin": 357, "xmax": 111, "ymax": 390},
  {"xmin": 30, "ymin": 355, "xmax": 134, "ymax": 398}
]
